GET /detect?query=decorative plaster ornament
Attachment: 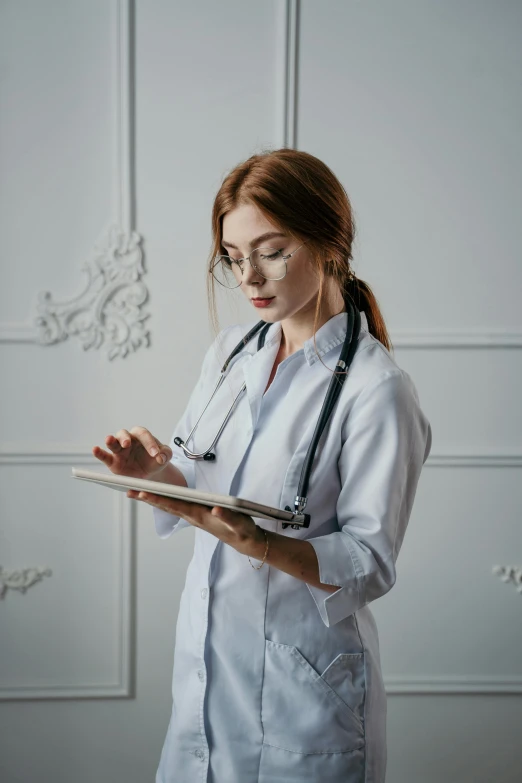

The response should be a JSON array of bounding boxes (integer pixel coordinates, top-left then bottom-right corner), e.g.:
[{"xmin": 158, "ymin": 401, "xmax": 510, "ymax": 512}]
[
  {"xmin": 34, "ymin": 224, "xmax": 150, "ymax": 360},
  {"xmin": 0, "ymin": 566, "xmax": 53, "ymax": 598},
  {"xmin": 492, "ymin": 564, "xmax": 522, "ymax": 595}
]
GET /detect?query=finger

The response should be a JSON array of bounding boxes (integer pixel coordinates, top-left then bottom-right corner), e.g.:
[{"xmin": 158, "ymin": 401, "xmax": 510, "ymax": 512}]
[
  {"xmin": 113, "ymin": 429, "xmax": 133, "ymax": 449},
  {"xmin": 161, "ymin": 443, "xmax": 173, "ymax": 462},
  {"xmin": 136, "ymin": 492, "xmax": 197, "ymax": 519},
  {"xmin": 137, "ymin": 491, "xmax": 179, "ymax": 505},
  {"xmin": 105, "ymin": 434, "xmax": 123, "ymax": 453},
  {"xmin": 154, "ymin": 443, "xmax": 173, "ymax": 466},
  {"xmin": 92, "ymin": 445, "xmax": 114, "ymax": 466},
  {"xmin": 129, "ymin": 426, "xmax": 172, "ymax": 465}
]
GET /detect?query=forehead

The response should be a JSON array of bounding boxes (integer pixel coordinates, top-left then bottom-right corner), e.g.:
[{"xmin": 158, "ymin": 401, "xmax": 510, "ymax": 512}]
[{"xmin": 222, "ymin": 203, "xmax": 287, "ymax": 249}]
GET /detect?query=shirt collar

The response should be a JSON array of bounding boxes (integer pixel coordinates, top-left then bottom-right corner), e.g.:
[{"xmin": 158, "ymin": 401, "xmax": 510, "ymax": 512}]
[{"xmin": 263, "ymin": 310, "xmax": 368, "ymax": 367}]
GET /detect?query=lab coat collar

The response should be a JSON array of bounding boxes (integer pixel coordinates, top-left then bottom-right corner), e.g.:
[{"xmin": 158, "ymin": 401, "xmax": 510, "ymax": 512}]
[{"xmin": 262, "ymin": 310, "xmax": 368, "ymax": 367}]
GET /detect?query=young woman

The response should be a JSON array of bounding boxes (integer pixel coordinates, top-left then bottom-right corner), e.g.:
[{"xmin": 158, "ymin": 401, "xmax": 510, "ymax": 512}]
[{"xmin": 93, "ymin": 148, "xmax": 432, "ymax": 783}]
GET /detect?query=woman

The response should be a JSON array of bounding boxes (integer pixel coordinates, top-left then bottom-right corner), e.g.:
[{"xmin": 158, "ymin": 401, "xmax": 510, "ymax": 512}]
[{"xmin": 93, "ymin": 149, "xmax": 432, "ymax": 783}]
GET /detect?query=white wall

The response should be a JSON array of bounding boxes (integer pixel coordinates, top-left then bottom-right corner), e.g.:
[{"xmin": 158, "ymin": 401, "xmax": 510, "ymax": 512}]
[{"xmin": 1, "ymin": 2, "xmax": 520, "ymax": 781}]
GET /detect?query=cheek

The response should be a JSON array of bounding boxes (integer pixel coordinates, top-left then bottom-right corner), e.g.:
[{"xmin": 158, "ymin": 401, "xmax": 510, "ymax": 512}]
[{"xmin": 287, "ymin": 264, "xmax": 318, "ymax": 298}]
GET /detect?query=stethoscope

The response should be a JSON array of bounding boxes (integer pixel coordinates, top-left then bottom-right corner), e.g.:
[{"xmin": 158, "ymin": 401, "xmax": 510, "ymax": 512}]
[{"xmin": 174, "ymin": 298, "xmax": 361, "ymax": 529}]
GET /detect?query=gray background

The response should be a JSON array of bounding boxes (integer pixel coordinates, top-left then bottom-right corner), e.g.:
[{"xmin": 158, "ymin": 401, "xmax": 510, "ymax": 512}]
[{"xmin": 1, "ymin": 1, "xmax": 521, "ymax": 781}]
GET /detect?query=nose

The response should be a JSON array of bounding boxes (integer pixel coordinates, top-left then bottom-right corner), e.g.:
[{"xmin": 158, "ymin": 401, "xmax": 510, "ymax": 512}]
[{"xmin": 240, "ymin": 257, "xmax": 264, "ymax": 285}]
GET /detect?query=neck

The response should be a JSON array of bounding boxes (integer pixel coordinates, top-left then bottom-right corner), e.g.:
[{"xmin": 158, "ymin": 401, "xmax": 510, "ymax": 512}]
[{"xmin": 279, "ymin": 284, "xmax": 345, "ymax": 357}]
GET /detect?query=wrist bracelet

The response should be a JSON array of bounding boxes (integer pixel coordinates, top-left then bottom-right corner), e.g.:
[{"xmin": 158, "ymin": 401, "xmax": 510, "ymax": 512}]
[{"xmin": 248, "ymin": 526, "xmax": 269, "ymax": 570}]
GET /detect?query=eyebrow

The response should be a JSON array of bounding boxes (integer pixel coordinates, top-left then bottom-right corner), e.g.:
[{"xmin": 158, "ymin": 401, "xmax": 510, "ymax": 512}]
[{"xmin": 221, "ymin": 231, "xmax": 288, "ymax": 250}]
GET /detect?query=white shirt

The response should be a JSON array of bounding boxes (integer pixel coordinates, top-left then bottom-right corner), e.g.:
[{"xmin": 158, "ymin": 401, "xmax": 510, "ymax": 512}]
[{"xmin": 153, "ymin": 310, "xmax": 432, "ymax": 783}]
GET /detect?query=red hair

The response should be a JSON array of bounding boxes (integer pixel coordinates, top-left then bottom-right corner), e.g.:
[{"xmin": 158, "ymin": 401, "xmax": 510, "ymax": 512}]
[{"xmin": 207, "ymin": 148, "xmax": 392, "ymax": 374}]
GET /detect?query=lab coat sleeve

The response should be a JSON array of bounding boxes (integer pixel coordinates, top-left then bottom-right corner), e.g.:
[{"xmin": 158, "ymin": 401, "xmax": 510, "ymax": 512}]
[
  {"xmin": 153, "ymin": 327, "xmax": 233, "ymax": 539},
  {"xmin": 305, "ymin": 369, "xmax": 432, "ymax": 627}
]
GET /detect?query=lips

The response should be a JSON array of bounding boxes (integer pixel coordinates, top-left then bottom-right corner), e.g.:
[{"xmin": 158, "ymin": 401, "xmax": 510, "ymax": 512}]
[{"xmin": 251, "ymin": 296, "xmax": 275, "ymax": 308}]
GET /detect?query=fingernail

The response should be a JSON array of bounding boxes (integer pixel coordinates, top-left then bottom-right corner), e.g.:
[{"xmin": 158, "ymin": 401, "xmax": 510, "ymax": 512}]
[
  {"xmin": 150, "ymin": 447, "xmax": 159, "ymax": 456},
  {"xmin": 158, "ymin": 454, "xmax": 167, "ymax": 464}
]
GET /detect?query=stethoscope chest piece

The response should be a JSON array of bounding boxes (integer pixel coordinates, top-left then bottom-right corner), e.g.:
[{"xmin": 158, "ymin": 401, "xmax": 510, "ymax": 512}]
[
  {"xmin": 283, "ymin": 507, "xmax": 311, "ymax": 530},
  {"xmin": 173, "ymin": 436, "xmax": 216, "ymax": 460}
]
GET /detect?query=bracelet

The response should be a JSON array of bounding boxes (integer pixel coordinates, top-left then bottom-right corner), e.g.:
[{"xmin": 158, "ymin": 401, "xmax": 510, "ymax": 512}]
[{"xmin": 248, "ymin": 526, "xmax": 269, "ymax": 570}]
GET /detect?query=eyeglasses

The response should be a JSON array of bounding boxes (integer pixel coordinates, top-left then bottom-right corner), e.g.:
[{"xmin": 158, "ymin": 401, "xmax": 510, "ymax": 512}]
[{"xmin": 210, "ymin": 241, "xmax": 308, "ymax": 289}]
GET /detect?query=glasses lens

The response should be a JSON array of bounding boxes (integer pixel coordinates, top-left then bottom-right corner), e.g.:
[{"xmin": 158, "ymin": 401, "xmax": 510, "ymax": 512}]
[
  {"xmin": 212, "ymin": 257, "xmax": 241, "ymax": 288},
  {"xmin": 250, "ymin": 248, "xmax": 286, "ymax": 280},
  {"xmin": 211, "ymin": 248, "xmax": 287, "ymax": 288}
]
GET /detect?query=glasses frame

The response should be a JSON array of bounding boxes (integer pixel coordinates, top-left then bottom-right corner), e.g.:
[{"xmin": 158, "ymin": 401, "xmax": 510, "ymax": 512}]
[{"xmin": 210, "ymin": 240, "xmax": 308, "ymax": 289}]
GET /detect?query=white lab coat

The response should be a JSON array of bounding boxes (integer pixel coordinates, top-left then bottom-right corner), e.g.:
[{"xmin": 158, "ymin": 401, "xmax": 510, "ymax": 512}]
[{"xmin": 153, "ymin": 310, "xmax": 432, "ymax": 783}]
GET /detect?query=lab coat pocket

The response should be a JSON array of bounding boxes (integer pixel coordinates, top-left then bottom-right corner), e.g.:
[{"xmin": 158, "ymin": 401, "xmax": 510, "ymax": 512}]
[{"xmin": 261, "ymin": 640, "xmax": 366, "ymax": 755}]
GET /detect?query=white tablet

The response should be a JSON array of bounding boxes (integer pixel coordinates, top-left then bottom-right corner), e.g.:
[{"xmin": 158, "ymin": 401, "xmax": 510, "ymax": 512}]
[{"xmin": 71, "ymin": 467, "xmax": 305, "ymax": 524}]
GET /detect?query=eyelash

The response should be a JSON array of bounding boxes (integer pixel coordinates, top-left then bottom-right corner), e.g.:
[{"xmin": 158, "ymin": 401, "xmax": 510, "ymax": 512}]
[{"xmin": 226, "ymin": 247, "xmax": 285, "ymax": 261}]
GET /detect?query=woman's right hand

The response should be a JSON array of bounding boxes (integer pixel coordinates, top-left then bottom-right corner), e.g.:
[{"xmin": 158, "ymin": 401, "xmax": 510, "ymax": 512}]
[{"xmin": 92, "ymin": 426, "xmax": 173, "ymax": 480}]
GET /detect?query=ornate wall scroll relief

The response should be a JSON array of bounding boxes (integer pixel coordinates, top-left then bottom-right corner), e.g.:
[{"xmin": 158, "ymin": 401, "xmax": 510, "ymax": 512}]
[
  {"xmin": 34, "ymin": 225, "xmax": 149, "ymax": 360},
  {"xmin": 492, "ymin": 564, "xmax": 522, "ymax": 595},
  {"xmin": 0, "ymin": 566, "xmax": 52, "ymax": 599}
]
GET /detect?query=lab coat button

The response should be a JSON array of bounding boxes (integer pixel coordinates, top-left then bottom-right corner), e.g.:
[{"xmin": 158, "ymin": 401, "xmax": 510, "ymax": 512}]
[
  {"xmin": 197, "ymin": 669, "xmax": 205, "ymax": 681},
  {"xmin": 194, "ymin": 749, "xmax": 206, "ymax": 761},
  {"xmin": 200, "ymin": 588, "xmax": 208, "ymax": 599}
]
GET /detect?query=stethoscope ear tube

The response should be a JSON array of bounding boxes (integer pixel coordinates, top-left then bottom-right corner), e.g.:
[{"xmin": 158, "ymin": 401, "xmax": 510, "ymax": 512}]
[
  {"xmin": 282, "ymin": 299, "xmax": 360, "ymax": 529},
  {"xmin": 222, "ymin": 320, "xmax": 272, "ymax": 372}
]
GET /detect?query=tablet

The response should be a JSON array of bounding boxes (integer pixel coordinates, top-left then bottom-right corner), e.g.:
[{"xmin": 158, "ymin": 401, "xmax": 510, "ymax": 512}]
[{"xmin": 71, "ymin": 467, "xmax": 304, "ymax": 524}]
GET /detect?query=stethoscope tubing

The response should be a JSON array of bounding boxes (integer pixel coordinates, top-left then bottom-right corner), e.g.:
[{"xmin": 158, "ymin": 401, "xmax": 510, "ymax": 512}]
[
  {"xmin": 175, "ymin": 320, "xmax": 272, "ymax": 461},
  {"xmin": 296, "ymin": 302, "xmax": 360, "ymax": 505},
  {"xmin": 181, "ymin": 375, "xmax": 247, "ymax": 461},
  {"xmin": 174, "ymin": 300, "xmax": 360, "ymax": 528}
]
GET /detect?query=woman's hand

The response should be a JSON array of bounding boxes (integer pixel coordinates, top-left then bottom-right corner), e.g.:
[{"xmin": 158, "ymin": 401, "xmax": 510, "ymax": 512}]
[
  {"xmin": 131, "ymin": 492, "xmax": 340, "ymax": 593},
  {"xmin": 130, "ymin": 491, "xmax": 264, "ymax": 556},
  {"xmin": 92, "ymin": 426, "xmax": 173, "ymax": 480}
]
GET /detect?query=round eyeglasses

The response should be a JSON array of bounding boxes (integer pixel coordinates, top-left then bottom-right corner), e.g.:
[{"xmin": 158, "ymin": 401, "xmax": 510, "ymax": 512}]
[{"xmin": 210, "ymin": 241, "xmax": 308, "ymax": 289}]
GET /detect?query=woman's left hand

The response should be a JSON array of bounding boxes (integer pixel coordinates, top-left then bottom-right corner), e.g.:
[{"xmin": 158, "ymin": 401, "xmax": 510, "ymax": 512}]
[{"xmin": 127, "ymin": 490, "xmax": 264, "ymax": 556}]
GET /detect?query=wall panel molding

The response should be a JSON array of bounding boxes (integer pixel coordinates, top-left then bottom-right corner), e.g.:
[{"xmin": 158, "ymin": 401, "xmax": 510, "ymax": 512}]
[
  {"xmin": 0, "ymin": 451, "xmax": 135, "ymax": 699},
  {"xmin": 0, "ymin": 451, "xmax": 107, "ymax": 464},
  {"xmin": 2, "ymin": 449, "xmax": 521, "ymax": 468},
  {"xmin": 277, "ymin": 2, "xmax": 522, "ymax": 350},
  {"xmin": 277, "ymin": 0, "xmax": 300, "ymax": 149},
  {"xmin": 3, "ymin": 323, "xmax": 521, "ymax": 350},
  {"xmin": 0, "ymin": 0, "xmax": 148, "ymax": 360},
  {"xmin": 2, "ymin": 448, "xmax": 520, "ymax": 694},
  {"xmin": 386, "ymin": 452, "xmax": 522, "ymax": 694},
  {"xmin": 392, "ymin": 328, "xmax": 522, "ymax": 349},
  {"xmin": 385, "ymin": 675, "xmax": 522, "ymax": 695},
  {"xmin": 426, "ymin": 454, "xmax": 522, "ymax": 468}
]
